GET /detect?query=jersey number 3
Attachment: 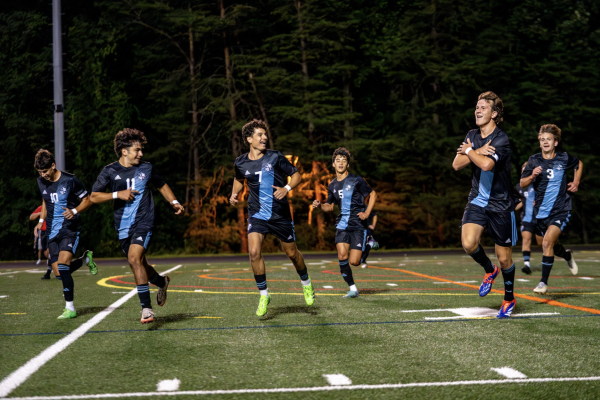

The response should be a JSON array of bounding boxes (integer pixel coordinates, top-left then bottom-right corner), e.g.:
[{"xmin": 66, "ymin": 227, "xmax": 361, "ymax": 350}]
[{"xmin": 546, "ymin": 169, "xmax": 554, "ymax": 179}]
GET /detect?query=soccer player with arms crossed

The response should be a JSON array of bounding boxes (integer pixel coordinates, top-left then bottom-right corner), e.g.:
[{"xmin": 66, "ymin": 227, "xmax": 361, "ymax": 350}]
[
  {"xmin": 230, "ymin": 119, "xmax": 315, "ymax": 317},
  {"xmin": 312, "ymin": 147, "xmax": 377, "ymax": 298},
  {"xmin": 452, "ymin": 92, "xmax": 518, "ymax": 318},
  {"xmin": 515, "ymin": 162, "xmax": 543, "ymax": 274},
  {"xmin": 33, "ymin": 149, "xmax": 96, "ymax": 319},
  {"xmin": 520, "ymin": 124, "xmax": 582, "ymax": 294},
  {"xmin": 91, "ymin": 129, "xmax": 184, "ymax": 324}
]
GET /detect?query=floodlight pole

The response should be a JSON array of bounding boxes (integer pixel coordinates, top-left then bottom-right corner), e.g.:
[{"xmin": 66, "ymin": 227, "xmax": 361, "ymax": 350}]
[{"xmin": 52, "ymin": 0, "xmax": 65, "ymax": 170}]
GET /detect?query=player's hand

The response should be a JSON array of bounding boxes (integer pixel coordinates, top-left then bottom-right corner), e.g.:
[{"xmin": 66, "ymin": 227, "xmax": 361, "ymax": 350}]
[
  {"xmin": 531, "ymin": 166, "xmax": 543, "ymax": 178},
  {"xmin": 272, "ymin": 185, "xmax": 289, "ymax": 200},
  {"xmin": 368, "ymin": 224, "xmax": 375, "ymax": 230},
  {"xmin": 357, "ymin": 212, "xmax": 368, "ymax": 220},
  {"xmin": 117, "ymin": 189, "xmax": 139, "ymax": 201},
  {"xmin": 457, "ymin": 138, "xmax": 474, "ymax": 155},
  {"xmin": 312, "ymin": 200, "xmax": 321, "ymax": 209},
  {"xmin": 475, "ymin": 140, "xmax": 495, "ymax": 156},
  {"xmin": 229, "ymin": 192, "xmax": 239, "ymax": 206},
  {"xmin": 567, "ymin": 181, "xmax": 579, "ymax": 193},
  {"xmin": 33, "ymin": 224, "xmax": 42, "ymax": 238},
  {"xmin": 171, "ymin": 202, "xmax": 185, "ymax": 215},
  {"xmin": 62, "ymin": 207, "xmax": 76, "ymax": 220}
]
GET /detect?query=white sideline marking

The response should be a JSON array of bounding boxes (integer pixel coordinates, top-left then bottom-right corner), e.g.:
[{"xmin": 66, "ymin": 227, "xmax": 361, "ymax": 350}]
[
  {"xmin": 491, "ymin": 368, "xmax": 527, "ymax": 379},
  {"xmin": 111, "ymin": 292, "xmax": 128, "ymax": 294},
  {"xmin": 157, "ymin": 379, "xmax": 180, "ymax": 392},
  {"xmin": 367, "ymin": 261, "xmax": 379, "ymax": 263},
  {"xmin": 308, "ymin": 263, "xmax": 323, "ymax": 265},
  {"xmin": 579, "ymin": 277, "xmax": 594, "ymax": 280},
  {"xmin": 0, "ymin": 265, "xmax": 182, "ymax": 398},
  {"xmin": 516, "ymin": 279, "xmax": 530, "ymax": 282},
  {"xmin": 323, "ymin": 286, "xmax": 333, "ymax": 289},
  {"xmin": 425, "ymin": 312, "xmax": 559, "ymax": 320},
  {"xmin": 0, "ymin": 295, "xmax": 7, "ymax": 298},
  {"xmin": 281, "ymin": 267, "xmax": 288, "ymax": 270},
  {"xmin": 386, "ymin": 283, "xmax": 398, "ymax": 286},
  {"xmin": 0, "ymin": 270, "xmax": 46, "ymax": 276},
  {"xmin": 7, "ymin": 376, "xmax": 600, "ymax": 399},
  {"xmin": 433, "ymin": 281, "xmax": 476, "ymax": 284},
  {"xmin": 195, "ymin": 290, "xmax": 203, "ymax": 292},
  {"xmin": 323, "ymin": 374, "xmax": 352, "ymax": 386}
]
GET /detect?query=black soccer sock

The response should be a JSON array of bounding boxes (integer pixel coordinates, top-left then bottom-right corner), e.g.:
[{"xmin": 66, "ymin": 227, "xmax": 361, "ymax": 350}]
[
  {"xmin": 296, "ymin": 267, "xmax": 309, "ymax": 281},
  {"xmin": 339, "ymin": 259, "xmax": 355, "ymax": 286},
  {"xmin": 137, "ymin": 284, "xmax": 152, "ymax": 309},
  {"xmin": 502, "ymin": 264, "xmax": 515, "ymax": 301},
  {"xmin": 254, "ymin": 274, "xmax": 267, "ymax": 292},
  {"xmin": 553, "ymin": 243, "xmax": 571, "ymax": 261},
  {"xmin": 58, "ymin": 264, "xmax": 74, "ymax": 302},
  {"xmin": 541, "ymin": 256, "xmax": 554, "ymax": 285},
  {"xmin": 46, "ymin": 259, "xmax": 52, "ymax": 273},
  {"xmin": 523, "ymin": 251, "xmax": 531, "ymax": 265},
  {"xmin": 361, "ymin": 245, "xmax": 372, "ymax": 264},
  {"xmin": 69, "ymin": 258, "xmax": 83, "ymax": 273},
  {"xmin": 469, "ymin": 245, "xmax": 495, "ymax": 273},
  {"xmin": 149, "ymin": 271, "xmax": 166, "ymax": 288}
]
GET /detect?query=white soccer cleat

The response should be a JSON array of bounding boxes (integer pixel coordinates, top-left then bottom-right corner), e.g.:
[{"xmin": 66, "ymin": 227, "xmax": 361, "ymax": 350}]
[
  {"xmin": 533, "ymin": 282, "xmax": 548, "ymax": 294},
  {"xmin": 566, "ymin": 250, "xmax": 578, "ymax": 275},
  {"xmin": 360, "ymin": 263, "xmax": 367, "ymax": 269}
]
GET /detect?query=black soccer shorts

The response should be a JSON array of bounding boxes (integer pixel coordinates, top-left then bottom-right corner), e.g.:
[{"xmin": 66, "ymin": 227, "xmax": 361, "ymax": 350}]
[
  {"xmin": 536, "ymin": 211, "xmax": 571, "ymax": 236},
  {"xmin": 48, "ymin": 232, "xmax": 80, "ymax": 264},
  {"xmin": 521, "ymin": 220, "xmax": 543, "ymax": 236},
  {"xmin": 120, "ymin": 230, "xmax": 153, "ymax": 256},
  {"xmin": 247, "ymin": 217, "xmax": 296, "ymax": 243},
  {"xmin": 335, "ymin": 229, "xmax": 368, "ymax": 252},
  {"xmin": 462, "ymin": 203, "xmax": 517, "ymax": 247}
]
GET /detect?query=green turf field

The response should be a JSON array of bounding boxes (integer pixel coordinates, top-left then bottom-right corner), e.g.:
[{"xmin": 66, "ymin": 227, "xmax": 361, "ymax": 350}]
[{"xmin": 2, "ymin": 253, "xmax": 600, "ymax": 399}]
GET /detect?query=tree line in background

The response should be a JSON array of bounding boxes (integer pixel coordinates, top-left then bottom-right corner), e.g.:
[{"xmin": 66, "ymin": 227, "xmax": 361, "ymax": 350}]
[{"xmin": 1, "ymin": 0, "xmax": 599, "ymax": 260}]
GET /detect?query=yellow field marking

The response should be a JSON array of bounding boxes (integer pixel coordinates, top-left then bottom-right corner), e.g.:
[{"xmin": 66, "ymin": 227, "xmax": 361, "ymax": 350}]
[
  {"xmin": 194, "ymin": 316, "xmax": 222, "ymax": 319},
  {"xmin": 4, "ymin": 313, "xmax": 26, "ymax": 315}
]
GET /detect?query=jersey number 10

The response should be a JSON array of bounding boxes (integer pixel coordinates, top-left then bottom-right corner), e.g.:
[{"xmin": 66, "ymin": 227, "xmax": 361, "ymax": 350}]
[{"xmin": 50, "ymin": 193, "xmax": 59, "ymax": 203}]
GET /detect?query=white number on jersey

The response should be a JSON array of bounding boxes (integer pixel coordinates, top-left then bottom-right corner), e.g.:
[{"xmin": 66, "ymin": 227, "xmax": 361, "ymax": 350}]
[
  {"xmin": 255, "ymin": 171, "xmax": 262, "ymax": 183},
  {"xmin": 126, "ymin": 178, "xmax": 136, "ymax": 190},
  {"xmin": 50, "ymin": 193, "xmax": 59, "ymax": 203},
  {"xmin": 546, "ymin": 169, "xmax": 554, "ymax": 179},
  {"xmin": 338, "ymin": 190, "xmax": 344, "ymax": 199}
]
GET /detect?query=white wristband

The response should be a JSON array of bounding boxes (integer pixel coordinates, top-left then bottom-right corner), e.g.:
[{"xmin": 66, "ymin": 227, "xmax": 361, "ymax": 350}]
[
  {"xmin": 71, "ymin": 209, "xmax": 78, "ymax": 215},
  {"xmin": 39, "ymin": 219, "xmax": 44, "ymax": 223},
  {"xmin": 171, "ymin": 200, "xmax": 179, "ymax": 205},
  {"xmin": 465, "ymin": 147, "xmax": 472, "ymax": 155},
  {"xmin": 112, "ymin": 191, "xmax": 118, "ymax": 199},
  {"xmin": 284, "ymin": 185, "xmax": 292, "ymax": 192}
]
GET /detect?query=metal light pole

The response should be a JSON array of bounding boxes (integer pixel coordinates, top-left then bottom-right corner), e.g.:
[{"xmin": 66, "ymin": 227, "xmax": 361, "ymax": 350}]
[{"xmin": 52, "ymin": 0, "xmax": 65, "ymax": 170}]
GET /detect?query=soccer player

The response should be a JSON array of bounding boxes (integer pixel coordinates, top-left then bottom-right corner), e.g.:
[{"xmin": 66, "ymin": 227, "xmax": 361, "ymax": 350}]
[
  {"xmin": 359, "ymin": 210, "xmax": 379, "ymax": 268},
  {"xmin": 515, "ymin": 162, "xmax": 543, "ymax": 274},
  {"xmin": 312, "ymin": 147, "xmax": 377, "ymax": 298},
  {"xmin": 33, "ymin": 149, "xmax": 97, "ymax": 319},
  {"xmin": 91, "ymin": 128, "xmax": 183, "ymax": 324},
  {"xmin": 520, "ymin": 124, "xmax": 582, "ymax": 294},
  {"xmin": 230, "ymin": 119, "xmax": 315, "ymax": 316},
  {"xmin": 452, "ymin": 91, "xmax": 518, "ymax": 318}
]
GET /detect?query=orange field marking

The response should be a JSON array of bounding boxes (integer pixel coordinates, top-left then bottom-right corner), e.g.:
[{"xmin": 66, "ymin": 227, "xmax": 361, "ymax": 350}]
[{"xmin": 370, "ymin": 266, "xmax": 600, "ymax": 315}]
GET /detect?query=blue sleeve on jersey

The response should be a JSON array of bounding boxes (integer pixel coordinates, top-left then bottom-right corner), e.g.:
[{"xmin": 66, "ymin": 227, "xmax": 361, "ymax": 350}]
[
  {"xmin": 71, "ymin": 176, "xmax": 88, "ymax": 199},
  {"xmin": 149, "ymin": 165, "xmax": 166, "ymax": 189},
  {"xmin": 92, "ymin": 167, "xmax": 111, "ymax": 192},
  {"xmin": 566, "ymin": 154, "xmax": 579, "ymax": 170},
  {"xmin": 276, "ymin": 152, "xmax": 298, "ymax": 177}
]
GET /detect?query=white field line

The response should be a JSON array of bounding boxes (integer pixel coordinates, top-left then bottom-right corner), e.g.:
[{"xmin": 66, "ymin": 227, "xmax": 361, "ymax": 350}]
[
  {"xmin": 424, "ymin": 312, "xmax": 559, "ymax": 320},
  {"xmin": 156, "ymin": 379, "xmax": 180, "ymax": 392},
  {"xmin": 491, "ymin": 368, "xmax": 527, "ymax": 379},
  {"xmin": 323, "ymin": 374, "xmax": 352, "ymax": 386},
  {"xmin": 7, "ymin": 376, "xmax": 600, "ymax": 399},
  {"xmin": 0, "ymin": 265, "xmax": 182, "ymax": 399}
]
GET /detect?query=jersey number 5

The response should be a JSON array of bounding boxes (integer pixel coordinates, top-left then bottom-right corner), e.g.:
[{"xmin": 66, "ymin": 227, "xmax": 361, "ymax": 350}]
[
  {"xmin": 338, "ymin": 190, "xmax": 344, "ymax": 199},
  {"xmin": 50, "ymin": 193, "xmax": 59, "ymax": 203},
  {"xmin": 546, "ymin": 169, "xmax": 554, "ymax": 179}
]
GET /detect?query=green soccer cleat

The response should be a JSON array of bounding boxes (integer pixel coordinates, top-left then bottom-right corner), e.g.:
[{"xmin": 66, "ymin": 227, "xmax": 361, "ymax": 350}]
[
  {"xmin": 57, "ymin": 309, "xmax": 77, "ymax": 319},
  {"xmin": 303, "ymin": 279, "xmax": 315, "ymax": 306},
  {"xmin": 256, "ymin": 294, "xmax": 271, "ymax": 316},
  {"xmin": 85, "ymin": 250, "xmax": 98, "ymax": 275}
]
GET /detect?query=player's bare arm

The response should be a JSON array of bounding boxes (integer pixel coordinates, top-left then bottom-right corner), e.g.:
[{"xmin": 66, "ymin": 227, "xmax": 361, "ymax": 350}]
[
  {"xmin": 29, "ymin": 211, "xmax": 41, "ymax": 221},
  {"xmin": 312, "ymin": 199, "xmax": 335, "ymax": 212},
  {"xmin": 358, "ymin": 191, "xmax": 377, "ymax": 220},
  {"xmin": 272, "ymin": 171, "xmax": 301, "ymax": 200},
  {"xmin": 457, "ymin": 138, "xmax": 495, "ymax": 171},
  {"xmin": 158, "ymin": 183, "xmax": 184, "ymax": 214},
  {"xmin": 62, "ymin": 194, "xmax": 92, "ymax": 220},
  {"xmin": 520, "ymin": 166, "xmax": 543, "ymax": 188},
  {"xmin": 567, "ymin": 160, "xmax": 583, "ymax": 193},
  {"xmin": 34, "ymin": 200, "xmax": 47, "ymax": 237},
  {"xmin": 369, "ymin": 215, "xmax": 378, "ymax": 231},
  {"xmin": 91, "ymin": 188, "xmax": 140, "ymax": 204},
  {"xmin": 230, "ymin": 178, "xmax": 244, "ymax": 206}
]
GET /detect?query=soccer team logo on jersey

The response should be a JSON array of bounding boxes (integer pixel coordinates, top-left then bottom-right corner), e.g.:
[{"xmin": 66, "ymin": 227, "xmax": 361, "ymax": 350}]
[
  {"xmin": 136, "ymin": 172, "xmax": 146, "ymax": 181},
  {"xmin": 264, "ymin": 163, "xmax": 273, "ymax": 171},
  {"xmin": 346, "ymin": 185, "xmax": 351, "ymax": 191},
  {"xmin": 556, "ymin": 164, "xmax": 563, "ymax": 171},
  {"xmin": 59, "ymin": 187, "xmax": 67, "ymax": 195}
]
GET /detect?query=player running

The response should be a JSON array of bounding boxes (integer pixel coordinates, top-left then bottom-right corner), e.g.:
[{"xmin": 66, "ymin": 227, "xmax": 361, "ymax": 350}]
[
  {"xmin": 312, "ymin": 147, "xmax": 377, "ymax": 298},
  {"xmin": 359, "ymin": 210, "xmax": 379, "ymax": 269},
  {"xmin": 452, "ymin": 92, "xmax": 518, "ymax": 318},
  {"xmin": 515, "ymin": 162, "xmax": 543, "ymax": 274},
  {"xmin": 33, "ymin": 149, "xmax": 96, "ymax": 319},
  {"xmin": 91, "ymin": 128, "xmax": 183, "ymax": 324},
  {"xmin": 520, "ymin": 124, "xmax": 582, "ymax": 294},
  {"xmin": 230, "ymin": 119, "xmax": 315, "ymax": 317}
]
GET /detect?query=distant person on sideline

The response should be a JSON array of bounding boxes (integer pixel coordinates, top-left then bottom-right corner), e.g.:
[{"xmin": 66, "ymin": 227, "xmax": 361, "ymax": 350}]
[
  {"xmin": 30, "ymin": 205, "xmax": 51, "ymax": 278},
  {"xmin": 360, "ymin": 210, "xmax": 379, "ymax": 269},
  {"xmin": 515, "ymin": 162, "xmax": 543, "ymax": 274}
]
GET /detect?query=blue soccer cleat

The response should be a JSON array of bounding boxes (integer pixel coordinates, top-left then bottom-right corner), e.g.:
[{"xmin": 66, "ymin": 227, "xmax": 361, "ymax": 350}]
[
  {"xmin": 496, "ymin": 299, "xmax": 516, "ymax": 318},
  {"xmin": 479, "ymin": 264, "xmax": 499, "ymax": 297}
]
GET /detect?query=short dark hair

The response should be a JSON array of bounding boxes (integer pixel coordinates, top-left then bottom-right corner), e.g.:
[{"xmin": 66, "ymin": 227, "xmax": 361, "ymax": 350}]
[
  {"xmin": 241, "ymin": 119, "xmax": 268, "ymax": 147},
  {"xmin": 332, "ymin": 147, "xmax": 351, "ymax": 164},
  {"xmin": 478, "ymin": 91, "xmax": 504, "ymax": 124},
  {"xmin": 34, "ymin": 149, "xmax": 55, "ymax": 170},
  {"xmin": 539, "ymin": 124, "xmax": 562, "ymax": 144},
  {"xmin": 114, "ymin": 128, "xmax": 147, "ymax": 157}
]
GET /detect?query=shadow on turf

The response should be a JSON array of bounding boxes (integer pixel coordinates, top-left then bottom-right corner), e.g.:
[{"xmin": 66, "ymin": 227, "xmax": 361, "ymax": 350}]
[
  {"xmin": 259, "ymin": 305, "xmax": 321, "ymax": 321},
  {"xmin": 147, "ymin": 313, "xmax": 197, "ymax": 330},
  {"xmin": 76, "ymin": 306, "xmax": 105, "ymax": 316}
]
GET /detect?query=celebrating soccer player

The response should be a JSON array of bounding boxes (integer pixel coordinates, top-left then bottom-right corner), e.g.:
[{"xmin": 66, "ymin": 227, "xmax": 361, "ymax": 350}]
[
  {"xmin": 452, "ymin": 92, "xmax": 518, "ymax": 318},
  {"xmin": 312, "ymin": 147, "xmax": 377, "ymax": 298},
  {"xmin": 91, "ymin": 129, "xmax": 183, "ymax": 324},
  {"xmin": 520, "ymin": 124, "xmax": 582, "ymax": 294},
  {"xmin": 516, "ymin": 162, "xmax": 543, "ymax": 274},
  {"xmin": 230, "ymin": 119, "xmax": 315, "ymax": 317},
  {"xmin": 33, "ymin": 149, "xmax": 96, "ymax": 319}
]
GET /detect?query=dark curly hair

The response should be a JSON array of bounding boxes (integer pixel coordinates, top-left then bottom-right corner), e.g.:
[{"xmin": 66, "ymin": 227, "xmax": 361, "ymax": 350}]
[
  {"xmin": 34, "ymin": 149, "xmax": 55, "ymax": 170},
  {"xmin": 478, "ymin": 91, "xmax": 504, "ymax": 124},
  {"xmin": 114, "ymin": 128, "xmax": 147, "ymax": 157},
  {"xmin": 241, "ymin": 119, "xmax": 268, "ymax": 147},
  {"xmin": 332, "ymin": 147, "xmax": 351, "ymax": 164}
]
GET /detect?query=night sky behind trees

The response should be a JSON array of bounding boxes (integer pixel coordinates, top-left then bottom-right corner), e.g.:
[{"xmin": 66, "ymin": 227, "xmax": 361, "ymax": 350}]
[{"xmin": 1, "ymin": 0, "xmax": 599, "ymax": 260}]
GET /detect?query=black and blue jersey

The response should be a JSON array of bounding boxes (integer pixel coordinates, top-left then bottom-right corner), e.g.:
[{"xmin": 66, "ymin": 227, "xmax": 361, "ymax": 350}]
[
  {"xmin": 521, "ymin": 152, "xmax": 579, "ymax": 219},
  {"xmin": 37, "ymin": 171, "xmax": 87, "ymax": 240},
  {"xmin": 234, "ymin": 150, "xmax": 298, "ymax": 221},
  {"xmin": 92, "ymin": 161, "xmax": 165, "ymax": 240},
  {"xmin": 326, "ymin": 173, "xmax": 373, "ymax": 231},
  {"xmin": 515, "ymin": 183, "xmax": 535, "ymax": 223},
  {"xmin": 465, "ymin": 128, "xmax": 515, "ymax": 212}
]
